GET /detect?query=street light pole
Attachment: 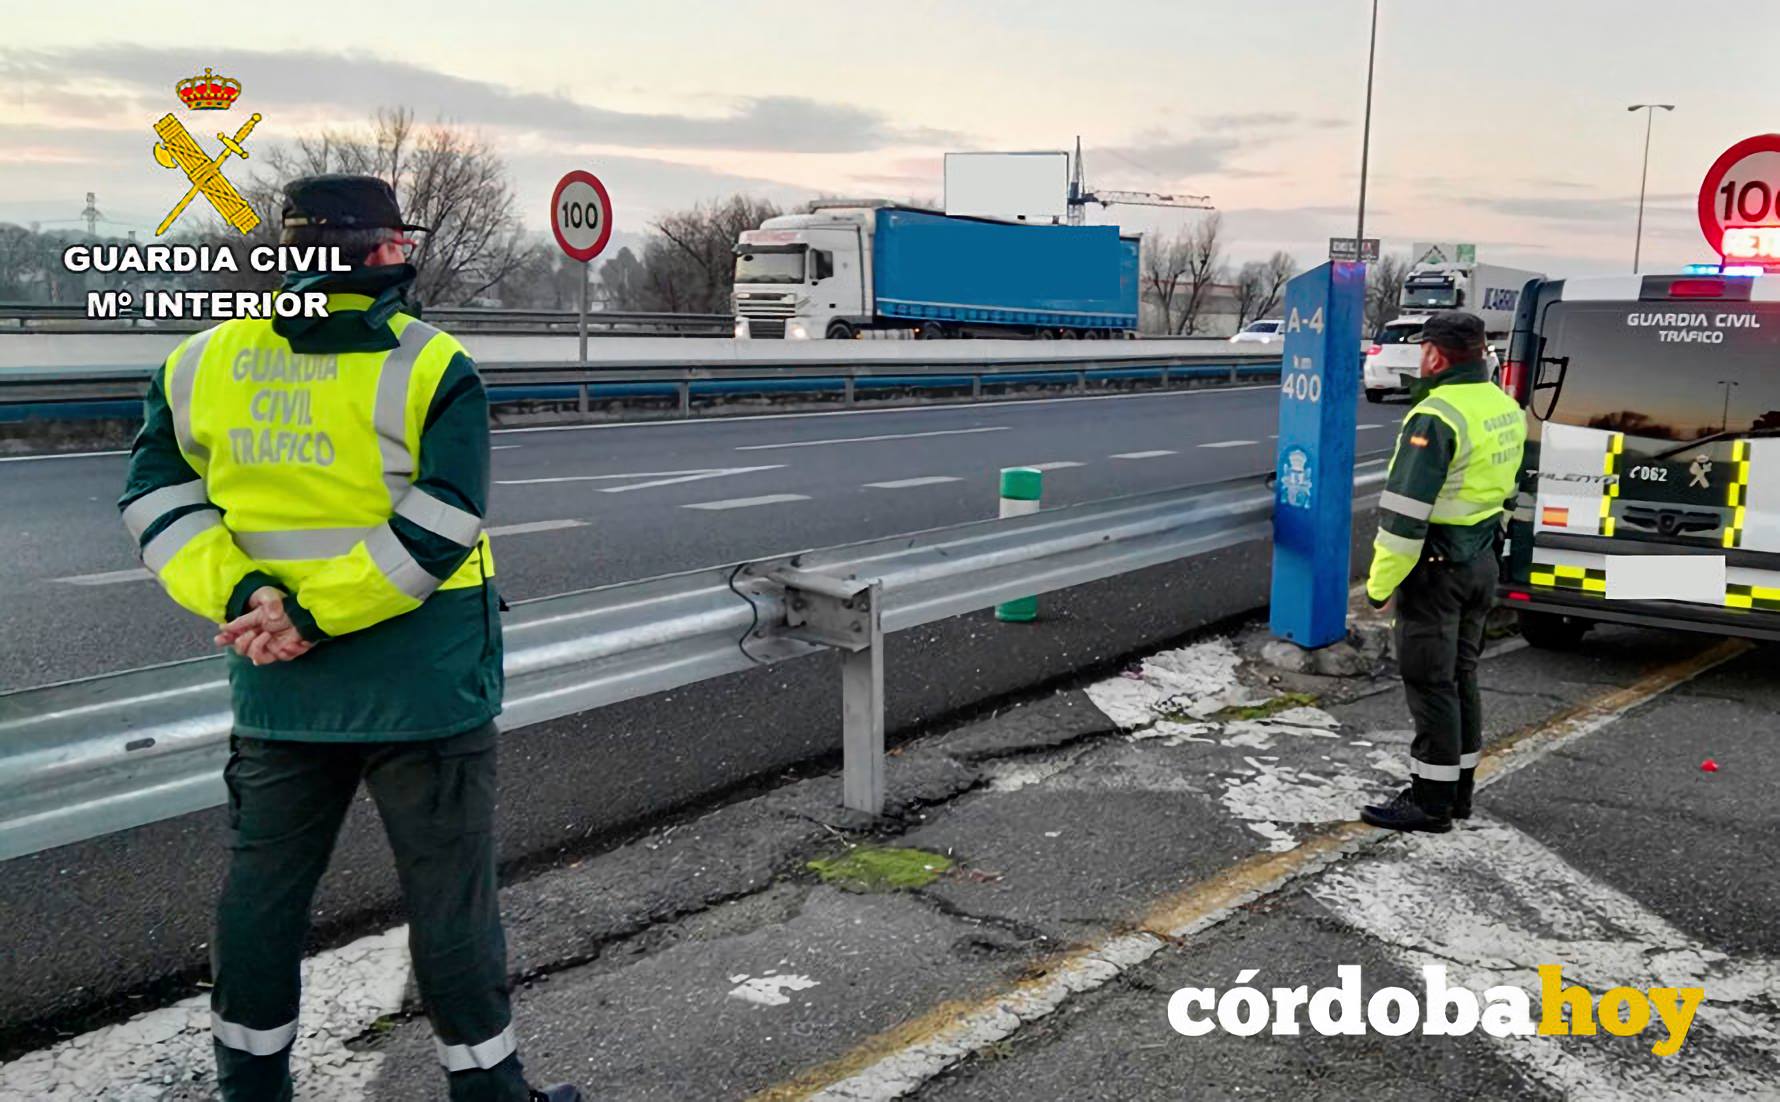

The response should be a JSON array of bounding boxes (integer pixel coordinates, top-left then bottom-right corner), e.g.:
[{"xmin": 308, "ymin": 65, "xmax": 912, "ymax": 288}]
[
  {"xmin": 1356, "ymin": 0, "xmax": 1379, "ymax": 249},
  {"xmin": 1718, "ymin": 379, "xmax": 1739, "ymax": 433},
  {"xmin": 1628, "ymin": 103, "xmax": 1674, "ymax": 274}
]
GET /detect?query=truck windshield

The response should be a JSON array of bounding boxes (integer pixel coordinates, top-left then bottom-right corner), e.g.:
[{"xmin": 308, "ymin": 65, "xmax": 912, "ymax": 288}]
[
  {"xmin": 1402, "ymin": 279, "xmax": 1458, "ymax": 309},
  {"xmin": 735, "ymin": 248, "xmax": 806, "ymax": 284},
  {"xmin": 1539, "ymin": 299, "xmax": 1780, "ymax": 443}
]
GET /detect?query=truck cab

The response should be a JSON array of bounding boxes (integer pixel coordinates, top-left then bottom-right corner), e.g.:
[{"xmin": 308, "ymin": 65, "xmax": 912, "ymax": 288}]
[{"xmin": 734, "ymin": 204, "xmax": 877, "ymax": 340}]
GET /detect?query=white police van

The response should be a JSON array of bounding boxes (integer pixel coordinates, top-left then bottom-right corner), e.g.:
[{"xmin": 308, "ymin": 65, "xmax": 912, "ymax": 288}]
[{"xmin": 1499, "ymin": 272, "xmax": 1780, "ymax": 646}]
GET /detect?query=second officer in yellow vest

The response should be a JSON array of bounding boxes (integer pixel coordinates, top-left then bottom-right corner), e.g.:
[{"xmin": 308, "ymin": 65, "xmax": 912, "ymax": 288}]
[
  {"xmin": 119, "ymin": 175, "xmax": 581, "ymax": 1102},
  {"xmin": 1359, "ymin": 311, "xmax": 1526, "ymax": 834}
]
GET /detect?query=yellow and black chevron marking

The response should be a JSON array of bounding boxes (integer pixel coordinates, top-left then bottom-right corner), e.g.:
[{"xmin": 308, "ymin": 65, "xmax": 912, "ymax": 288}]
[
  {"xmin": 1725, "ymin": 582, "xmax": 1780, "ymax": 611},
  {"xmin": 1600, "ymin": 432, "xmax": 1624, "ymax": 537},
  {"xmin": 1723, "ymin": 439, "xmax": 1749, "ymax": 550},
  {"xmin": 1530, "ymin": 563, "xmax": 1607, "ymax": 594}
]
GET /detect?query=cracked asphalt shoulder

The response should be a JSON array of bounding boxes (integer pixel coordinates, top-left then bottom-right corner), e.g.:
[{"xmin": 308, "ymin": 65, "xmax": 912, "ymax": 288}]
[{"xmin": 4, "ymin": 618, "xmax": 1775, "ymax": 1101}]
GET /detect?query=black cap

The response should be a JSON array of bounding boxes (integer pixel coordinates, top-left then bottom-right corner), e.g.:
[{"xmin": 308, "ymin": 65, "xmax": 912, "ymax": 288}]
[
  {"xmin": 281, "ymin": 174, "xmax": 428, "ymax": 232},
  {"xmin": 1418, "ymin": 311, "xmax": 1487, "ymax": 355}
]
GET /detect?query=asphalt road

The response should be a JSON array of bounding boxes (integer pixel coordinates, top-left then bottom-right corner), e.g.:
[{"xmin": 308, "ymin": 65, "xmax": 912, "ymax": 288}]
[{"xmin": 0, "ymin": 386, "xmax": 1394, "ymax": 690}]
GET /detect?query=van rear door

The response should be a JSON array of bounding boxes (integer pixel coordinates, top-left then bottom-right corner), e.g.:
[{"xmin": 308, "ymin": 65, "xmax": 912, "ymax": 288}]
[{"xmin": 1521, "ymin": 275, "xmax": 1780, "ymax": 616}]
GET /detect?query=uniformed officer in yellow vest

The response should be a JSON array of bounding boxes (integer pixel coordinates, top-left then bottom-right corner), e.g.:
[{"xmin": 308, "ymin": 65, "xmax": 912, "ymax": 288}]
[
  {"xmin": 118, "ymin": 175, "xmax": 582, "ymax": 1102},
  {"xmin": 1359, "ymin": 311, "xmax": 1526, "ymax": 834}
]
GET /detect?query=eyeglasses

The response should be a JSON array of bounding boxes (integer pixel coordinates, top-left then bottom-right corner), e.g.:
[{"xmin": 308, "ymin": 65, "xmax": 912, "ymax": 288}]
[{"xmin": 389, "ymin": 234, "xmax": 419, "ymax": 259}]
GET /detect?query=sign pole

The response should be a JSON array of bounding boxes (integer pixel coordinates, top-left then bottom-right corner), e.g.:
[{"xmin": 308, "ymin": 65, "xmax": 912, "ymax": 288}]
[
  {"xmin": 1269, "ymin": 261, "xmax": 1365, "ymax": 648},
  {"xmin": 578, "ymin": 259, "xmax": 589, "ymax": 367}
]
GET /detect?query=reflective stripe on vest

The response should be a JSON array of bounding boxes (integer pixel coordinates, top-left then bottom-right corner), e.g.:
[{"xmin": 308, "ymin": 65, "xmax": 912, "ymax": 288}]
[
  {"xmin": 142, "ymin": 509, "xmax": 222, "ymax": 572},
  {"xmin": 374, "ymin": 320, "xmax": 441, "ymax": 504},
  {"xmin": 168, "ymin": 328, "xmax": 218, "ymax": 466},
  {"xmin": 122, "ymin": 479, "xmax": 210, "ymax": 541}
]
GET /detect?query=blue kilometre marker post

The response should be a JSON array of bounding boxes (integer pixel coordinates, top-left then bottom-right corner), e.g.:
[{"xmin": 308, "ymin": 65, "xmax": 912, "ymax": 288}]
[{"xmin": 1269, "ymin": 261, "xmax": 1364, "ymax": 648}]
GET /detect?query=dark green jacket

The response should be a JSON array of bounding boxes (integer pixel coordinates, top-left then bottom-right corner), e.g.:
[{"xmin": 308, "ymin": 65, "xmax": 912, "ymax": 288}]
[{"xmin": 119, "ymin": 265, "xmax": 503, "ymax": 741}]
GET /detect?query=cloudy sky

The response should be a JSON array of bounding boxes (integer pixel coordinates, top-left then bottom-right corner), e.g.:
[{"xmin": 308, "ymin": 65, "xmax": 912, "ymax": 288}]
[{"xmin": 3, "ymin": 0, "xmax": 1773, "ymax": 274}]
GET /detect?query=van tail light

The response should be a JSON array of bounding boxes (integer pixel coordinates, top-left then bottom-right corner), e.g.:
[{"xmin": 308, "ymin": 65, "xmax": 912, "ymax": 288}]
[
  {"xmin": 1506, "ymin": 590, "xmax": 1532, "ymax": 602},
  {"xmin": 1667, "ymin": 278, "xmax": 1726, "ymax": 298},
  {"xmin": 1500, "ymin": 358, "xmax": 1525, "ymax": 400}
]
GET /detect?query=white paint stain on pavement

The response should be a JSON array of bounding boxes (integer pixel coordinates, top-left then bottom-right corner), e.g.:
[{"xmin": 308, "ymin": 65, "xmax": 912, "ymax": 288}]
[
  {"xmin": 0, "ymin": 926, "xmax": 412, "ymax": 1101},
  {"xmin": 727, "ymin": 973, "xmax": 820, "ymax": 1007},
  {"xmin": 1082, "ymin": 638, "xmax": 1247, "ymax": 729},
  {"xmin": 1311, "ymin": 820, "xmax": 1780, "ymax": 1098}
]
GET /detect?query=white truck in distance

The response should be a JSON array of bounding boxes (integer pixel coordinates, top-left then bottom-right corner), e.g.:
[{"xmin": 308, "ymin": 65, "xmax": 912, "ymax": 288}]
[{"xmin": 1363, "ymin": 261, "xmax": 1542, "ymax": 402}]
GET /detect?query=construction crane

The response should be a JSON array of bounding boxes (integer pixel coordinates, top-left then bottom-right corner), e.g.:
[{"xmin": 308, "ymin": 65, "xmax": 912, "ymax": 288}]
[{"xmin": 1066, "ymin": 136, "xmax": 1213, "ymax": 225}]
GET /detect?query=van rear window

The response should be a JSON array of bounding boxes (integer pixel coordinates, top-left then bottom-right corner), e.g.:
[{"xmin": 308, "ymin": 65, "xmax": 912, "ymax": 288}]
[{"xmin": 1537, "ymin": 300, "xmax": 1780, "ymax": 442}]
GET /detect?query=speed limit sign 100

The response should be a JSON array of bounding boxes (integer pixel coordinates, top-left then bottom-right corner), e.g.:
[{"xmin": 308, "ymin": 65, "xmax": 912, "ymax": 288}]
[
  {"xmin": 1699, "ymin": 134, "xmax": 1780, "ymax": 264},
  {"xmin": 551, "ymin": 170, "xmax": 614, "ymax": 263}
]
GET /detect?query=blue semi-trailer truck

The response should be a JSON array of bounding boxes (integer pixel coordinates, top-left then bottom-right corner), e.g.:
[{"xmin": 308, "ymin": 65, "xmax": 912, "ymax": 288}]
[{"xmin": 733, "ymin": 201, "xmax": 1140, "ymax": 340}]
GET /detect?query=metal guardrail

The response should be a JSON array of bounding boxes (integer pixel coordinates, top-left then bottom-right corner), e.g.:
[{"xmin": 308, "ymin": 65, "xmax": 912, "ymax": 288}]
[
  {"xmin": 0, "ymin": 303, "xmax": 733, "ymax": 337},
  {"xmin": 0, "ymin": 350, "xmax": 1283, "ymax": 416},
  {"xmin": 0, "ymin": 464, "xmax": 1385, "ymax": 861}
]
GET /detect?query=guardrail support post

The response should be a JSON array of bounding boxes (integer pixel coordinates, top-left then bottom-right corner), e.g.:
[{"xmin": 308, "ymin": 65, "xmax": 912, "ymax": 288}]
[
  {"xmin": 844, "ymin": 376, "xmax": 856, "ymax": 407},
  {"xmin": 578, "ymin": 382, "xmax": 590, "ymax": 417},
  {"xmin": 678, "ymin": 381, "xmax": 691, "ymax": 417},
  {"xmin": 971, "ymin": 374, "xmax": 983, "ymax": 400},
  {"xmin": 839, "ymin": 595, "xmax": 885, "ymax": 814},
  {"xmin": 772, "ymin": 569, "xmax": 886, "ymax": 815}
]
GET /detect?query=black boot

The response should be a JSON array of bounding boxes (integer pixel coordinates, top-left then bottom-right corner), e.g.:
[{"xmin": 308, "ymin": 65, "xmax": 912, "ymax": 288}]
[
  {"xmin": 1453, "ymin": 768, "xmax": 1475, "ymax": 820},
  {"xmin": 532, "ymin": 1087, "xmax": 585, "ymax": 1102},
  {"xmin": 1361, "ymin": 779, "xmax": 1453, "ymax": 834}
]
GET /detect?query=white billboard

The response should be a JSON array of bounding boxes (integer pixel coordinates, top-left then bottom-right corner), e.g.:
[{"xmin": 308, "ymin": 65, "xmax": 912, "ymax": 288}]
[{"xmin": 944, "ymin": 151, "xmax": 1069, "ymax": 223}]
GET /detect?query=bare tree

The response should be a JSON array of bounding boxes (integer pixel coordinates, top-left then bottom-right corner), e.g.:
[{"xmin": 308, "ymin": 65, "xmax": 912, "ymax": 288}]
[
  {"xmin": 1140, "ymin": 229, "xmax": 1192, "ymax": 335},
  {"xmin": 1366, "ymin": 253, "xmax": 1410, "ymax": 335},
  {"xmin": 1174, "ymin": 213, "xmax": 1227, "ymax": 336},
  {"xmin": 651, "ymin": 195, "xmax": 783, "ymax": 314},
  {"xmin": 180, "ymin": 109, "xmax": 530, "ymax": 305}
]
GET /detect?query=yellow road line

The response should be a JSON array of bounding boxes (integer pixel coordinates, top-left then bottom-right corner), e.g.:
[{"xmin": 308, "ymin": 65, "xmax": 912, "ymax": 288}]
[{"xmin": 749, "ymin": 636, "xmax": 1751, "ymax": 1102}]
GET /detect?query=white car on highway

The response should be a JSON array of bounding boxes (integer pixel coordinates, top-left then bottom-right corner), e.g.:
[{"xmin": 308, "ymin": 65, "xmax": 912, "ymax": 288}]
[
  {"xmin": 1229, "ymin": 319, "xmax": 1283, "ymax": 345},
  {"xmin": 1364, "ymin": 316, "xmax": 1500, "ymax": 402}
]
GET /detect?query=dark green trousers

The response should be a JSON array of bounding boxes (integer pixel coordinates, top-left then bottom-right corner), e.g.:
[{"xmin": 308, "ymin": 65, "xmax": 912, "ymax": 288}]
[
  {"xmin": 1395, "ymin": 551, "xmax": 1495, "ymax": 812},
  {"xmin": 212, "ymin": 723, "xmax": 530, "ymax": 1102}
]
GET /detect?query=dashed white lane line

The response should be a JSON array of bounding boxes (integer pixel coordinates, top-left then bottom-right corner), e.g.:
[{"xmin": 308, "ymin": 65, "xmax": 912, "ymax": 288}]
[
  {"xmin": 1356, "ymin": 424, "xmax": 1385, "ymax": 431},
  {"xmin": 51, "ymin": 520, "xmax": 589, "ymax": 585},
  {"xmin": 487, "ymin": 519, "xmax": 587, "ymax": 537},
  {"xmin": 0, "ymin": 449, "xmax": 129, "ymax": 463},
  {"xmin": 496, "ymin": 465, "xmax": 782, "ymax": 489},
  {"xmin": 684, "ymin": 494, "xmax": 811, "ymax": 511},
  {"xmin": 491, "ymin": 444, "xmax": 523, "ymax": 450},
  {"xmin": 1197, "ymin": 439, "xmax": 1258, "ymax": 448},
  {"xmin": 54, "ymin": 567, "xmax": 152, "ymax": 586},
  {"xmin": 864, "ymin": 476, "xmax": 963, "ymax": 489},
  {"xmin": 1025, "ymin": 461, "xmax": 1084, "ymax": 471},
  {"xmin": 734, "ymin": 427, "xmax": 1008, "ymax": 451},
  {"xmin": 1110, "ymin": 450, "xmax": 1177, "ymax": 460}
]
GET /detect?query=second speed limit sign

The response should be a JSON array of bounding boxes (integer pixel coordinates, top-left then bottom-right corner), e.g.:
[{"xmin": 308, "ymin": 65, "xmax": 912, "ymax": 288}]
[
  {"xmin": 1699, "ymin": 134, "xmax": 1780, "ymax": 264},
  {"xmin": 551, "ymin": 170, "xmax": 613, "ymax": 263}
]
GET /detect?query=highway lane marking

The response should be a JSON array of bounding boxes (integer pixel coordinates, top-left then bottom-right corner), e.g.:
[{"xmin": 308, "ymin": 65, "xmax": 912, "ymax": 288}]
[
  {"xmin": 1198, "ymin": 439, "xmax": 1257, "ymax": 448},
  {"xmin": 0, "ymin": 448, "xmax": 130, "ymax": 463},
  {"xmin": 1110, "ymin": 450, "xmax": 1177, "ymax": 459},
  {"xmin": 734, "ymin": 427, "xmax": 1008, "ymax": 451},
  {"xmin": 684, "ymin": 493, "xmax": 812, "ymax": 511},
  {"xmin": 496, "ymin": 465, "xmax": 783, "ymax": 490},
  {"xmin": 747, "ymin": 638, "xmax": 1748, "ymax": 1102},
  {"xmin": 1026, "ymin": 460, "xmax": 1084, "ymax": 471},
  {"xmin": 53, "ymin": 520, "xmax": 592, "ymax": 583},
  {"xmin": 864, "ymin": 476, "xmax": 963, "ymax": 489},
  {"xmin": 489, "ymin": 386, "xmax": 1278, "ymax": 437},
  {"xmin": 491, "ymin": 444, "xmax": 523, "ymax": 450},
  {"xmin": 1356, "ymin": 424, "xmax": 1384, "ymax": 431},
  {"xmin": 54, "ymin": 566, "xmax": 153, "ymax": 586},
  {"xmin": 487, "ymin": 519, "xmax": 587, "ymax": 537}
]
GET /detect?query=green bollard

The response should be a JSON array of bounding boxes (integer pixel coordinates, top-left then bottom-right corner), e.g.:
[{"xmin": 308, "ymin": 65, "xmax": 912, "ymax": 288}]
[{"xmin": 995, "ymin": 466, "xmax": 1043, "ymax": 622}]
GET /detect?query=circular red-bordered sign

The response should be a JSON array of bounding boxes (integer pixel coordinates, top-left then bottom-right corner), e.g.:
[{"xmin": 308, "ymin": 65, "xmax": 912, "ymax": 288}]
[
  {"xmin": 1699, "ymin": 134, "xmax": 1780, "ymax": 262},
  {"xmin": 550, "ymin": 170, "xmax": 613, "ymax": 263}
]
